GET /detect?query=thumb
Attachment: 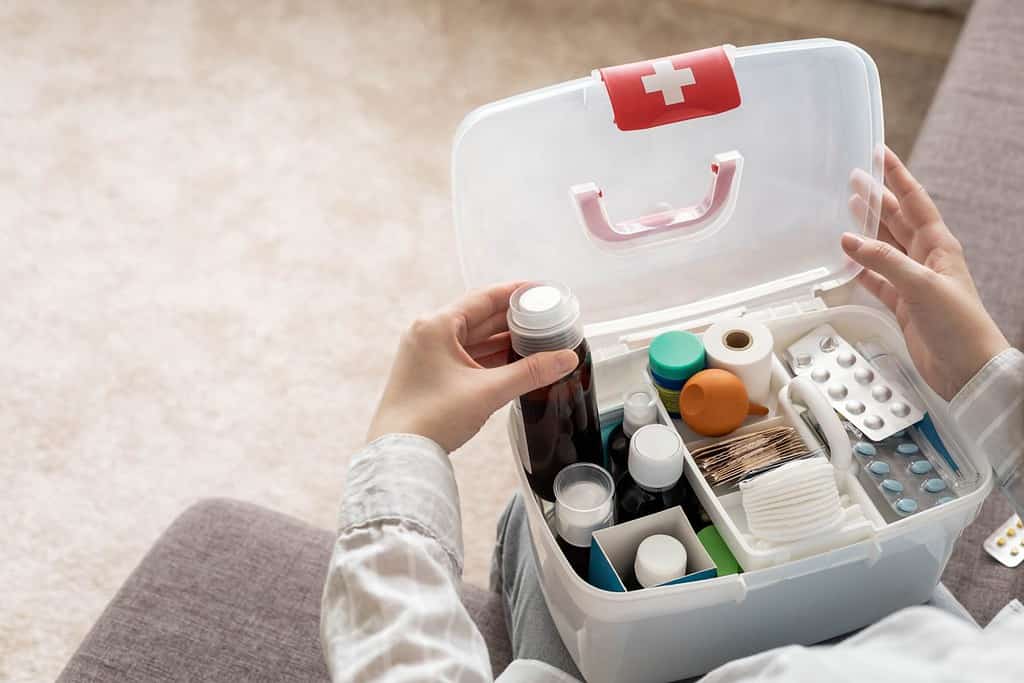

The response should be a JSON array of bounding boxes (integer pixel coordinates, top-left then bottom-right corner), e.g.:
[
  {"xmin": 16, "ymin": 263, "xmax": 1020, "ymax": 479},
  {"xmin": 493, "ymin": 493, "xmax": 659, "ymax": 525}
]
[
  {"xmin": 484, "ymin": 349, "xmax": 580, "ymax": 405},
  {"xmin": 841, "ymin": 233, "xmax": 931, "ymax": 294}
]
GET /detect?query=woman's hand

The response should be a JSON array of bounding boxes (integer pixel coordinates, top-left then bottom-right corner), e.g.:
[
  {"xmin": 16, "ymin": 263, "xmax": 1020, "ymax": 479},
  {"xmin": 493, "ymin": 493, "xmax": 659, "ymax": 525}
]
[
  {"xmin": 366, "ymin": 282, "xmax": 580, "ymax": 452},
  {"xmin": 844, "ymin": 146, "xmax": 1009, "ymax": 400}
]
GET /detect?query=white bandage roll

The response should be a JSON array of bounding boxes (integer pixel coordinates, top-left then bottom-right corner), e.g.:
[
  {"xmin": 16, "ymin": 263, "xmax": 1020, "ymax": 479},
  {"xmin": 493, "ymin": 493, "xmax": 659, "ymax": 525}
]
[{"xmin": 703, "ymin": 318, "xmax": 774, "ymax": 404}]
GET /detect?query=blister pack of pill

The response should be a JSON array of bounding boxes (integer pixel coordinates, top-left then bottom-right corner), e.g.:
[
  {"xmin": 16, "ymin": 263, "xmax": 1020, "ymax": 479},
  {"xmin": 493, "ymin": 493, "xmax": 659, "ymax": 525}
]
[
  {"xmin": 786, "ymin": 324, "xmax": 923, "ymax": 441},
  {"xmin": 984, "ymin": 515, "xmax": 1024, "ymax": 568},
  {"xmin": 848, "ymin": 423, "xmax": 956, "ymax": 517}
]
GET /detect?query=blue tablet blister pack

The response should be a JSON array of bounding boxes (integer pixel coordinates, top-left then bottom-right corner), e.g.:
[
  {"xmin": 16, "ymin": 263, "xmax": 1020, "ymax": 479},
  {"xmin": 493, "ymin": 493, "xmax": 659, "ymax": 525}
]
[{"xmin": 846, "ymin": 421, "xmax": 957, "ymax": 517}]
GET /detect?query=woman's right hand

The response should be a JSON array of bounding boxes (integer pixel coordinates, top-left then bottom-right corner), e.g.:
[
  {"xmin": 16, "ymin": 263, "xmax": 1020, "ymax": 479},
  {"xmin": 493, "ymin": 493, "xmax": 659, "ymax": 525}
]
[{"xmin": 843, "ymin": 146, "xmax": 1009, "ymax": 401}]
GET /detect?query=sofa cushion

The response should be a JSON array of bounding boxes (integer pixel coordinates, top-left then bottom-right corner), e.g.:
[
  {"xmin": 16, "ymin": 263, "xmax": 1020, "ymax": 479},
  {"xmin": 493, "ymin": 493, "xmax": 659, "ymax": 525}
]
[
  {"xmin": 910, "ymin": 0, "xmax": 1024, "ymax": 347},
  {"xmin": 57, "ymin": 499, "xmax": 512, "ymax": 681}
]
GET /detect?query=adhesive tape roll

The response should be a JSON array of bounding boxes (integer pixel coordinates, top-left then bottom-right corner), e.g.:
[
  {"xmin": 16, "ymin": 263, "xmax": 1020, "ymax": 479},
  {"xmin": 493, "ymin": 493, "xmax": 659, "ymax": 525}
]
[{"xmin": 703, "ymin": 318, "xmax": 774, "ymax": 405}]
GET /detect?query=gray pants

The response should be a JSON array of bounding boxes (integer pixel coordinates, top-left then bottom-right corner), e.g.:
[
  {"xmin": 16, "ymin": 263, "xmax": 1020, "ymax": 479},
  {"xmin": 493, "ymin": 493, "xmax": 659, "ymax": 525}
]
[{"xmin": 490, "ymin": 493, "xmax": 976, "ymax": 678}]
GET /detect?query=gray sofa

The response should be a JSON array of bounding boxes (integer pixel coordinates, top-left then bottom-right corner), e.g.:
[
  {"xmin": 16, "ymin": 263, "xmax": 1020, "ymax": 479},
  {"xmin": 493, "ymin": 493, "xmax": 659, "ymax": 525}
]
[{"xmin": 58, "ymin": 1, "xmax": 1024, "ymax": 679}]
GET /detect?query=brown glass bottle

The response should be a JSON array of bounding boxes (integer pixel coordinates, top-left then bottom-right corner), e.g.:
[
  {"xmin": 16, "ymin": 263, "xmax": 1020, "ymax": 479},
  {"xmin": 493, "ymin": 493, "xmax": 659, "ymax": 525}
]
[{"xmin": 511, "ymin": 339, "xmax": 602, "ymax": 502}]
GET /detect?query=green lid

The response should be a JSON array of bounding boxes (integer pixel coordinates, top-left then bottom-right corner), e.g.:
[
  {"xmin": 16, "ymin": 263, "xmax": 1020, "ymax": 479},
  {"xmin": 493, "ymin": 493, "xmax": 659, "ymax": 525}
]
[
  {"xmin": 697, "ymin": 525, "xmax": 741, "ymax": 576},
  {"xmin": 648, "ymin": 331, "xmax": 705, "ymax": 381}
]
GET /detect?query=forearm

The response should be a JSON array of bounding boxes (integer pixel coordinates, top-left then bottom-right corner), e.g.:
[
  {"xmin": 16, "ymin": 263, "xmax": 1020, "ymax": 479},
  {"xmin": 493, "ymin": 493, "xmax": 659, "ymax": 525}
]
[
  {"xmin": 319, "ymin": 435, "xmax": 492, "ymax": 682},
  {"xmin": 950, "ymin": 348, "xmax": 1024, "ymax": 518}
]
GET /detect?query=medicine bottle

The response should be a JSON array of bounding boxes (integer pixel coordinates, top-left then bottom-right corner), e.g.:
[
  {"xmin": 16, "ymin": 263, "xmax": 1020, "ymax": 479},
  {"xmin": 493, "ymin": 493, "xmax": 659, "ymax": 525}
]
[
  {"xmin": 508, "ymin": 282, "xmax": 603, "ymax": 502},
  {"xmin": 554, "ymin": 463, "xmax": 615, "ymax": 581},
  {"xmin": 616, "ymin": 424, "xmax": 707, "ymax": 527},
  {"xmin": 606, "ymin": 388, "xmax": 659, "ymax": 485}
]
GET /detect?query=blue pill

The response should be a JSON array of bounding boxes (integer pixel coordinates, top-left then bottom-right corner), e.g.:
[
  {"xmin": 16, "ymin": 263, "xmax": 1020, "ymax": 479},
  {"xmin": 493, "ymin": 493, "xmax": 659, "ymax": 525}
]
[
  {"xmin": 867, "ymin": 461, "xmax": 890, "ymax": 476},
  {"xmin": 893, "ymin": 429, "xmax": 907, "ymax": 438},
  {"xmin": 896, "ymin": 498, "xmax": 919, "ymax": 514},
  {"xmin": 897, "ymin": 442, "xmax": 920, "ymax": 456},
  {"xmin": 881, "ymin": 479, "xmax": 904, "ymax": 493},
  {"xmin": 936, "ymin": 496, "xmax": 955, "ymax": 505},
  {"xmin": 909, "ymin": 460, "xmax": 934, "ymax": 475},
  {"xmin": 923, "ymin": 478, "xmax": 947, "ymax": 493},
  {"xmin": 854, "ymin": 442, "xmax": 877, "ymax": 457}
]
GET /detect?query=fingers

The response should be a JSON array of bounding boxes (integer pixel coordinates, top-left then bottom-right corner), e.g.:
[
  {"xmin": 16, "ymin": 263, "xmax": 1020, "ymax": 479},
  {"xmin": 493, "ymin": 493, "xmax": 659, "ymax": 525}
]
[
  {"xmin": 883, "ymin": 146, "xmax": 941, "ymax": 228},
  {"xmin": 849, "ymin": 169, "xmax": 911, "ymax": 249},
  {"xmin": 465, "ymin": 332, "xmax": 511, "ymax": 362},
  {"xmin": 483, "ymin": 349, "xmax": 579, "ymax": 406},
  {"xmin": 463, "ymin": 309, "xmax": 510, "ymax": 346},
  {"xmin": 856, "ymin": 269, "xmax": 902, "ymax": 315},
  {"xmin": 841, "ymin": 233, "xmax": 933, "ymax": 295},
  {"xmin": 848, "ymin": 194, "xmax": 904, "ymax": 253},
  {"xmin": 444, "ymin": 282, "xmax": 524, "ymax": 343}
]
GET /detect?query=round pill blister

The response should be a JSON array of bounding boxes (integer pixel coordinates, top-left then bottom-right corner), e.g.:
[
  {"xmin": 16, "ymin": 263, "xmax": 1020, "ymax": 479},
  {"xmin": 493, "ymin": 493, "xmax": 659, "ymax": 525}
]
[
  {"xmin": 810, "ymin": 367, "xmax": 830, "ymax": 383},
  {"xmin": 936, "ymin": 496, "xmax": 954, "ymax": 505},
  {"xmin": 896, "ymin": 442, "xmax": 920, "ymax": 455},
  {"xmin": 854, "ymin": 442, "xmax": 876, "ymax": 457},
  {"xmin": 845, "ymin": 400, "xmax": 865, "ymax": 415},
  {"xmin": 909, "ymin": 460, "xmax": 933, "ymax": 475},
  {"xmin": 867, "ymin": 461, "xmax": 890, "ymax": 476},
  {"xmin": 837, "ymin": 351, "xmax": 856, "ymax": 368},
  {"xmin": 863, "ymin": 414, "xmax": 885, "ymax": 430},
  {"xmin": 819, "ymin": 336, "xmax": 839, "ymax": 353},
  {"xmin": 853, "ymin": 367, "xmax": 874, "ymax": 385},
  {"xmin": 794, "ymin": 352, "xmax": 813, "ymax": 368},
  {"xmin": 890, "ymin": 402, "xmax": 911, "ymax": 417},
  {"xmin": 997, "ymin": 537, "xmax": 1007, "ymax": 546},
  {"xmin": 923, "ymin": 478, "xmax": 946, "ymax": 493},
  {"xmin": 896, "ymin": 498, "xmax": 918, "ymax": 514},
  {"xmin": 827, "ymin": 383, "xmax": 848, "ymax": 400},
  {"xmin": 871, "ymin": 385, "xmax": 893, "ymax": 402},
  {"xmin": 1008, "ymin": 528, "xmax": 1017, "ymax": 537},
  {"xmin": 881, "ymin": 479, "xmax": 904, "ymax": 493},
  {"xmin": 1013, "ymin": 548, "xmax": 1020, "ymax": 556}
]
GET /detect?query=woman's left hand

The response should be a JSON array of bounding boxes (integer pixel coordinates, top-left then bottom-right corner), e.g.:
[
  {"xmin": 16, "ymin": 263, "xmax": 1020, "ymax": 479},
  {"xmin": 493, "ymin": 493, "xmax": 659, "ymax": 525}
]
[{"xmin": 367, "ymin": 282, "xmax": 580, "ymax": 452}]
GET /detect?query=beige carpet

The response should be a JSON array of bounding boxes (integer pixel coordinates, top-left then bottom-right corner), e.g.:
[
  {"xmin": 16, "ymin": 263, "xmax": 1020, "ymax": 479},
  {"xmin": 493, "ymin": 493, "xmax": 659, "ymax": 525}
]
[{"xmin": 1, "ymin": 1, "xmax": 960, "ymax": 680}]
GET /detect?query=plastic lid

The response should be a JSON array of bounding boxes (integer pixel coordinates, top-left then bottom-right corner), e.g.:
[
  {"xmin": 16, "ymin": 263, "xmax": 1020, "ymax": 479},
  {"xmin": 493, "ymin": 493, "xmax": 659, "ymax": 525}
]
[
  {"xmin": 453, "ymin": 39, "xmax": 883, "ymax": 345},
  {"xmin": 648, "ymin": 331, "xmax": 705, "ymax": 381},
  {"xmin": 554, "ymin": 463, "xmax": 615, "ymax": 548},
  {"xmin": 622, "ymin": 388, "xmax": 659, "ymax": 436},
  {"xmin": 628, "ymin": 424, "xmax": 684, "ymax": 490},
  {"xmin": 507, "ymin": 281, "xmax": 584, "ymax": 356},
  {"xmin": 634, "ymin": 534, "xmax": 688, "ymax": 588}
]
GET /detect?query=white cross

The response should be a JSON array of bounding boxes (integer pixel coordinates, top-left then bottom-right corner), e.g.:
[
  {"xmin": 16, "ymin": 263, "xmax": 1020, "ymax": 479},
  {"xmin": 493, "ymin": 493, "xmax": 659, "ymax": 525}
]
[{"xmin": 641, "ymin": 59, "xmax": 696, "ymax": 106}]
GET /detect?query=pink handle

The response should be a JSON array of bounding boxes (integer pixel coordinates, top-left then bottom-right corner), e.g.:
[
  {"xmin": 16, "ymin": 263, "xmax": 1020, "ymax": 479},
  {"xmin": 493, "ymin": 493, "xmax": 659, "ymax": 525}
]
[{"xmin": 571, "ymin": 151, "xmax": 743, "ymax": 244}]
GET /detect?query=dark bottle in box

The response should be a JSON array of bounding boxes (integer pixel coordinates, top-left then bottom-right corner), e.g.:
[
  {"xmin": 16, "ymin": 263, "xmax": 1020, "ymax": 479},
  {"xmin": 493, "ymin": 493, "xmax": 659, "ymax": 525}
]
[
  {"xmin": 508, "ymin": 282, "xmax": 603, "ymax": 502},
  {"xmin": 553, "ymin": 463, "xmax": 615, "ymax": 581},
  {"xmin": 616, "ymin": 423, "xmax": 710, "ymax": 528}
]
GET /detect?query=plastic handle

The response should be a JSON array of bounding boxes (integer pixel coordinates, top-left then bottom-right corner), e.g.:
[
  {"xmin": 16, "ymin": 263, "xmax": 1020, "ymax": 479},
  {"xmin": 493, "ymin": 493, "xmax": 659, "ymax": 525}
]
[
  {"xmin": 570, "ymin": 150, "xmax": 743, "ymax": 244},
  {"xmin": 779, "ymin": 376, "xmax": 852, "ymax": 479}
]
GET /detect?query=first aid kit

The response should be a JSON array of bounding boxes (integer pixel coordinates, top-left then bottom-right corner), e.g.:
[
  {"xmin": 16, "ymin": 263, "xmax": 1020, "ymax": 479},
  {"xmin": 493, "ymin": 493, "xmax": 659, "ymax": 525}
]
[{"xmin": 452, "ymin": 39, "xmax": 991, "ymax": 682}]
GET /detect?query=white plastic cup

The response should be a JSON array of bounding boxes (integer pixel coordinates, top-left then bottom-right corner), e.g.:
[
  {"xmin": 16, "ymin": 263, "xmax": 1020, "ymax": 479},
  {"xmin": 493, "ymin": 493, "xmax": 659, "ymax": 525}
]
[{"xmin": 554, "ymin": 463, "xmax": 615, "ymax": 548}]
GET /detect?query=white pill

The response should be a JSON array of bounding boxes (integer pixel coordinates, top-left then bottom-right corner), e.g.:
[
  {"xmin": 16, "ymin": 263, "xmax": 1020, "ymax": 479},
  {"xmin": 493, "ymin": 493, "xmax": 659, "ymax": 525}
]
[
  {"xmin": 845, "ymin": 400, "xmax": 865, "ymax": 415},
  {"xmin": 837, "ymin": 351, "xmax": 856, "ymax": 368},
  {"xmin": 864, "ymin": 414, "xmax": 885, "ymax": 430},
  {"xmin": 871, "ymin": 385, "xmax": 893, "ymax": 402},
  {"xmin": 853, "ymin": 367, "xmax": 874, "ymax": 385},
  {"xmin": 810, "ymin": 367, "xmax": 830, "ymax": 383},
  {"xmin": 890, "ymin": 401, "xmax": 911, "ymax": 417},
  {"xmin": 819, "ymin": 336, "xmax": 839, "ymax": 353},
  {"xmin": 827, "ymin": 383, "xmax": 848, "ymax": 400}
]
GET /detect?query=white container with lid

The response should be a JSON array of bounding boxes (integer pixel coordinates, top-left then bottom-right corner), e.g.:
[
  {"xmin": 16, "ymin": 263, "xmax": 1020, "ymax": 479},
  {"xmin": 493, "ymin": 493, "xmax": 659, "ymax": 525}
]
[{"xmin": 453, "ymin": 38, "xmax": 991, "ymax": 682}]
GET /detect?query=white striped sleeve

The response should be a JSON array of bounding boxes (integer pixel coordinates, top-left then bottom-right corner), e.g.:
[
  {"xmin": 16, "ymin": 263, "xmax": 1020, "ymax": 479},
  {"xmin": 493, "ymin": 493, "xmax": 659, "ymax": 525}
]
[
  {"xmin": 949, "ymin": 348, "xmax": 1024, "ymax": 483},
  {"xmin": 320, "ymin": 434, "xmax": 492, "ymax": 682}
]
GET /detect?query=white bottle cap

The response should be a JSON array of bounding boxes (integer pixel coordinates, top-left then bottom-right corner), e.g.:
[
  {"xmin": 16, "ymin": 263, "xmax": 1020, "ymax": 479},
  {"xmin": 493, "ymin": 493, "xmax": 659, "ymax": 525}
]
[
  {"xmin": 554, "ymin": 463, "xmax": 615, "ymax": 548},
  {"xmin": 634, "ymin": 534, "xmax": 688, "ymax": 588},
  {"xmin": 622, "ymin": 389, "xmax": 658, "ymax": 437},
  {"xmin": 628, "ymin": 424, "xmax": 684, "ymax": 491},
  {"xmin": 507, "ymin": 281, "xmax": 584, "ymax": 356}
]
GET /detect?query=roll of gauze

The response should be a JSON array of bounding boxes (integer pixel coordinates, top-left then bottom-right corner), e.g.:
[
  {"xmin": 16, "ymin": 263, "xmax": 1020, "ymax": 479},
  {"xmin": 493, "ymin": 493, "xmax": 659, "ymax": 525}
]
[{"xmin": 703, "ymin": 318, "xmax": 774, "ymax": 405}]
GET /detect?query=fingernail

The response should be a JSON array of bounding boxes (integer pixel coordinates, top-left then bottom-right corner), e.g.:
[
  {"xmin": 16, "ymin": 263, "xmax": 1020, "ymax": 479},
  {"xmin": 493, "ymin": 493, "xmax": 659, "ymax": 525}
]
[
  {"xmin": 841, "ymin": 232, "xmax": 864, "ymax": 251},
  {"xmin": 556, "ymin": 350, "xmax": 579, "ymax": 374}
]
